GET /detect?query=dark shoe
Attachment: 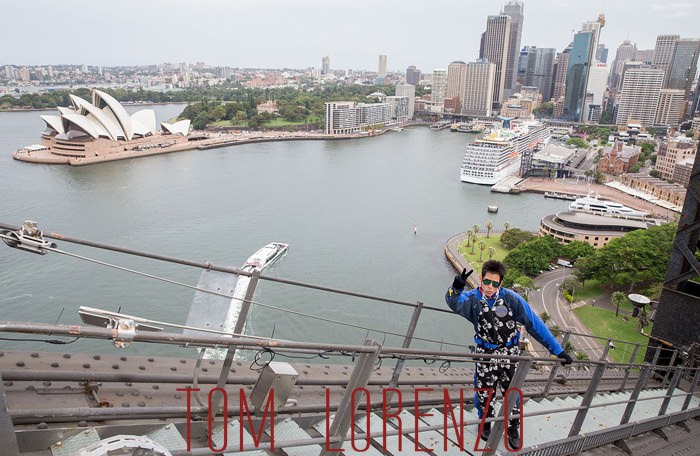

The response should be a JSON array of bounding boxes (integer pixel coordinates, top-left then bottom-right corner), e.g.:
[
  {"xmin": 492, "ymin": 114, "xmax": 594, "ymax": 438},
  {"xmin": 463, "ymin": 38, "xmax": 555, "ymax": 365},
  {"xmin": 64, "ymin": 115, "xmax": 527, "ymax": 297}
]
[
  {"xmin": 480, "ymin": 422, "xmax": 491, "ymax": 441},
  {"xmin": 507, "ymin": 423, "xmax": 521, "ymax": 449}
]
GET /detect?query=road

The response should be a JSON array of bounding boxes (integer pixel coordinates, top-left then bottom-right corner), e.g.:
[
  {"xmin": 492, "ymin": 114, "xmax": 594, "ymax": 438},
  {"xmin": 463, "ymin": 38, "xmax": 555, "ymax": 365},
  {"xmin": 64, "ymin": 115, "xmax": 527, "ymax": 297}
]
[{"xmin": 528, "ymin": 267, "xmax": 606, "ymax": 360}]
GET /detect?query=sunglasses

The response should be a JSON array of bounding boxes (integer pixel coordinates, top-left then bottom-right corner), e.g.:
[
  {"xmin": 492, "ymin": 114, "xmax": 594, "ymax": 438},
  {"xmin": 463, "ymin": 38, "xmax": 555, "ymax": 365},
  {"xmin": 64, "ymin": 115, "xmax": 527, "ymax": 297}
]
[{"xmin": 482, "ymin": 278, "xmax": 500, "ymax": 287}]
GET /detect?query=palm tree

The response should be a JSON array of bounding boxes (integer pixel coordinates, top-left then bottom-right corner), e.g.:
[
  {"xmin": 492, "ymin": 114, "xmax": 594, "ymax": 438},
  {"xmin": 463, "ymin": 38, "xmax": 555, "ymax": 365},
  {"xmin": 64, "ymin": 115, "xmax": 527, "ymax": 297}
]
[
  {"xmin": 465, "ymin": 229, "xmax": 473, "ymax": 247},
  {"xmin": 539, "ymin": 311, "xmax": 551, "ymax": 326},
  {"xmin": 470, "ymin": 233, "xmax": 477, "ymax": 255},
  {"xmin": 575, "ymin": 351, "xmax": 590, "ymax": 370},
  {"xmin": 564, "ymin": 341, "xmax": 575, "ymax": 354},
  {"xmin": 575, "ymin": 351, "xmax": 590, "ymax": 361},
  {"xmin": 485, "ymin": 221, "xmax": 494, "ymax": 238},
  {"xmin": 504, "ymin": 222, "xmax": 510, "ymax": 232},
  {"xmin": 612, "ymin": 291, "xmax": 627, "ymax": 317},
  {"xmin": 550, "ymin": 324, "xmax": 561, "ymax": 337},
  {"xmin": 487, "ymin": 247, "xmax": 496, "ymax": 261},
  {"xmin": 472, "ymin": 225, "xmax": 480, "ymax": 237},
  {"xmin": 478, "ymin": 241, "xmax": 486, "ymax": 261}
]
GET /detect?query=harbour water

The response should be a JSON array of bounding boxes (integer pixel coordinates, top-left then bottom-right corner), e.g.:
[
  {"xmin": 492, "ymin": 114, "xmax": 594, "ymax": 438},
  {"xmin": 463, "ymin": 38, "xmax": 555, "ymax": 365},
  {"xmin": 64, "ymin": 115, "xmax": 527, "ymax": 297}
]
[{"xmin": 0, "ymin": 105, "xmax": 572, "ymax": 357}]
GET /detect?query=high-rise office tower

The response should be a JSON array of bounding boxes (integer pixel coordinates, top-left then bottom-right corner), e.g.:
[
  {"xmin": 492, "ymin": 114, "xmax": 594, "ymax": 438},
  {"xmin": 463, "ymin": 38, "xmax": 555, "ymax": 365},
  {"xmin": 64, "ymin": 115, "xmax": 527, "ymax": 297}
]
[
  {"xmin": 551, "ymin": 46, "xmax": 571, "ymax": 102},
  {"xmin": 582, "ymin": 62, "xmax": 608, "ymax": 121},
  {"xmin": 580, "ymin": 14, "xmax": 605, "ymax": 58},
  {"xmin": 609, "ymin": 41, "xmax": 637, "ymax": 90},
  {"xmin": 634, "ymin": 49, "xmax": 655, "ymax": 64},
  {"xmin": 596, "ymin": 44, "xmax": 609, "ymax": 63},
  {"xmin": 525, "ymin": 47, "xmax": 556, "ymax": 101},
  {"xmin": 564, "ymin": 30, "xmax": 595, "ymax": 121},
  {"xmin": 615, "ymin": 66, "xmax": 664, "ymax": 126},
  {"xmin": 462, "ymin": 60, "xmax": 496, "ymax": 117},
  {"xmin": 406, "ymin": 66, "xmax": 421, "ymax": 85},
  {"xmin": 656, "ymin": 89, "xmax": 686, "ymax": 126},
  {"xmin": 652, "ymin": 35, "xmax": 680, "ymax": 76},
  {"xmin": 322, "ymin": 55, "xmax": 330, "ymax": 76},
  {"xmin": 562, "ymin": 15, "xmax": 605, "ymax": 122},
  {"xmin": 446, "ymin": 61, "xmax": 468, "ymax": 108},
  {"xmin": 395, "ymin": 84, "xmax": 416, "ymax": 119},
  {"xmin": 431, "ymin": 69, "xmax": 447, "ymax": 105},
  {"xmin": 480, "ymin": 14, "xmax": 511, "ymax": 106},
  {"xmin": 517, "ymin": 46, "xmax": 533, "ymax": 88},
  {"xmin": 501, "ymin": 1, "xmax": 524, "ymax": 99},
  {"xmin": 666, "ymin": 39, "xmax": 700, "ymax": 98},
  {"xmin": 378, "ymin": 55, "xmax": 387, "ymax": 78}
]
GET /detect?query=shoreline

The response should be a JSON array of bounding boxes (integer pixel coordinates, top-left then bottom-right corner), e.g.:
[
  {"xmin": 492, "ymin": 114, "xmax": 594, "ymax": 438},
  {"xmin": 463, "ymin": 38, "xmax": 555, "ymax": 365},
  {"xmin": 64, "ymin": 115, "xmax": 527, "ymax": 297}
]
[
  {"xmin": 11, "ymin": 129, "xmax": 392, "ymax": 166},
  {"xmin": 0, "ymin": 102, "xmax": 189, "ymax": 113}
]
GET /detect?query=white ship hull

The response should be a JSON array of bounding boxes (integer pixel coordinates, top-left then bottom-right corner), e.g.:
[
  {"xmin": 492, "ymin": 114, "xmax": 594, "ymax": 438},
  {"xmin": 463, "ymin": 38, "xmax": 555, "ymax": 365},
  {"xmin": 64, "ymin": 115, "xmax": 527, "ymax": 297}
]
[
  {"xmin": 460, "ymin": 157, "xmax": 522, "ymax": 185},
  {"xmin": 460, "ymin": 121, "xmax": 550, "ymax": 185}
]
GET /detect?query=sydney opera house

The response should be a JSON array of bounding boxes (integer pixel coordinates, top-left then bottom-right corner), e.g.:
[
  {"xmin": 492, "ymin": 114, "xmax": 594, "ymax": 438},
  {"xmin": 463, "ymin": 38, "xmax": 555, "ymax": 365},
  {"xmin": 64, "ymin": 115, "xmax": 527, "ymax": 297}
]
[{"xmin": 13, "ymin": 89, "xmax": 192, "ymax": 165}]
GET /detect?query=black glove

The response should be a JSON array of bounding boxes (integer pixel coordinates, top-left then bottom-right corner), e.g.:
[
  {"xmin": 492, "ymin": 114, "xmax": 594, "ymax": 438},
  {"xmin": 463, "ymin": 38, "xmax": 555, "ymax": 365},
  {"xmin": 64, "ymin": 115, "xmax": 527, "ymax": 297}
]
[
  {"xmin": 452, "ymin": 268, "xmax": 473, "ymax": 290},
  {"xmin": 557, "ymin": 351, "xmax": 573, "ymax": 365}
]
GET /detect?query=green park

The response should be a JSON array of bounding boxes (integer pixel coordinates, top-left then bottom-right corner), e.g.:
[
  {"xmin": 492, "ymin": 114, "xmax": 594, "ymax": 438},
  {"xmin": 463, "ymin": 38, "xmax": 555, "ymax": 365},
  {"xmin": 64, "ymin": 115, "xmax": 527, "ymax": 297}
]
[{"xmin": 456, "ymin": 221, "xmax": 676, "ymax": 364}]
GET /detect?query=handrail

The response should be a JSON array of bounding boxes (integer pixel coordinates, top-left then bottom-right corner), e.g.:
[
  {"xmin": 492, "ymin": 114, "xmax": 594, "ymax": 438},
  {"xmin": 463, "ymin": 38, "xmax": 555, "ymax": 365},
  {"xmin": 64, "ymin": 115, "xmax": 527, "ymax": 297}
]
[{"xmin": 0, "ymin": 222, "xmax": 446, "ymax": 313}]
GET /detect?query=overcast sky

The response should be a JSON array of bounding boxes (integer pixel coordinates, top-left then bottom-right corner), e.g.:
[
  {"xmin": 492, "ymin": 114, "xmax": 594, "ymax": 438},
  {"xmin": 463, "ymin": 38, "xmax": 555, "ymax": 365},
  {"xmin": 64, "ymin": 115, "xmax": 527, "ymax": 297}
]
[{"xmin": 2, "ymin": 0, "xmax": 697, "ymax": 72}]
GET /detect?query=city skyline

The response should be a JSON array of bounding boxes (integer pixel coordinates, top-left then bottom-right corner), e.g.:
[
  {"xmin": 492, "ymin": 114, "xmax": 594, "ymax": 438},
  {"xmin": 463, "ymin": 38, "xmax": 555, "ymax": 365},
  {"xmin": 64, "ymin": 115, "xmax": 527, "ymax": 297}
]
[{"xmin": 2, "ymin": 0, "xmax": 698, "ymax": 72}]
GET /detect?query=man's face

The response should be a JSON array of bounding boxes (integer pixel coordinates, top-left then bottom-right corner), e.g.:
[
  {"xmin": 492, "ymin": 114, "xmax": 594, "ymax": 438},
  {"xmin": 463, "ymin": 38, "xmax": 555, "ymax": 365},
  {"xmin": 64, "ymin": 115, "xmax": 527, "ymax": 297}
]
[{"xmin": 481, "ymin": 271, "xmax": 501, "ymax": 297}]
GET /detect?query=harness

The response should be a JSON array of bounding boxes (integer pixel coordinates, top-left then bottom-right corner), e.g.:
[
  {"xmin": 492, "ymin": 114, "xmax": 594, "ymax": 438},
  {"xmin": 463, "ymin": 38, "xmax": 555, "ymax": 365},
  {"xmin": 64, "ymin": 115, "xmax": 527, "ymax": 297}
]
[
  {"xmin": 474, "ymin": 333, "xmax": 520, "ymax": 350},
  {"xmin": 474, "ymin": 290, "xmax": 521, "ymax": 352}
]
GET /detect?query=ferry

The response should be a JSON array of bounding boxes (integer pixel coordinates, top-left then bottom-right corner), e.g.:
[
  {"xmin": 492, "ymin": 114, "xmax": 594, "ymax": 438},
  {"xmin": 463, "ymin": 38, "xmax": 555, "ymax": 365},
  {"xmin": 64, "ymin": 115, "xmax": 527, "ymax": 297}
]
[
  {"xmin": 429, "ymin": 120, "xmax": 452, "ymax": 130},
  {"xmin": 569, "ymin": 194, "xmax": 649, "ymax": 219},
  {"xmin": 243, "ymin": 242, "xmax": 289, "ymax": 270},
  {"xmin": 460, "ymin": 120, "xmax": 550, "ymax": 185}
]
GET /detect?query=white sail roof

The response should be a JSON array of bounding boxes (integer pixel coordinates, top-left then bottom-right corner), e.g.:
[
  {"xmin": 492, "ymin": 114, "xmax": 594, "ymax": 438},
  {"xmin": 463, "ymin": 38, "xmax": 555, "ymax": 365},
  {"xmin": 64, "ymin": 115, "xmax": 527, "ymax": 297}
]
[
  {"xmin": 44, "ymin": 90, "xmax": 166, "ymax": 141},
  {"xmin": 161, "ymin": 119, "xmax": 190, "ymax": 136}
]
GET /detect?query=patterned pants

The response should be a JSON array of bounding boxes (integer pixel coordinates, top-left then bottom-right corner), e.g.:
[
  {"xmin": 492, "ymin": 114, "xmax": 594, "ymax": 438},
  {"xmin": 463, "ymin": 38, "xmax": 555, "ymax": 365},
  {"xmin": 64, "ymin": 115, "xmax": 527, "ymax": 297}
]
[{"xmin": 473, "ymin": 345, "xmax": 521, "ymax": 419}]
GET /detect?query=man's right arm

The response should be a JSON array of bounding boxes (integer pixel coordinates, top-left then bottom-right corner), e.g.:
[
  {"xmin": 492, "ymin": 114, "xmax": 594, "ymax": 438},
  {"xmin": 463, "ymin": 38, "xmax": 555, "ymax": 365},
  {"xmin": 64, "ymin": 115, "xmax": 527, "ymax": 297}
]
[
  {"xmin": 445, "ymin": 286, "xmax": 474, "ymax": 320},
  {"xmin": 446, "ymin": 268, "xmax": 475, "ymax": 320}
]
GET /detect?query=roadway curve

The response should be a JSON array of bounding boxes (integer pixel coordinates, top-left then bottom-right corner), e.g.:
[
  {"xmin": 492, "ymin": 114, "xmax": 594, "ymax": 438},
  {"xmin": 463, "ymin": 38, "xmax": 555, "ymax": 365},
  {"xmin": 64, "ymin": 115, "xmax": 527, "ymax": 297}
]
[{"xmin": 530, "ymin": 268, "xmax": 605, "ymax": 359}]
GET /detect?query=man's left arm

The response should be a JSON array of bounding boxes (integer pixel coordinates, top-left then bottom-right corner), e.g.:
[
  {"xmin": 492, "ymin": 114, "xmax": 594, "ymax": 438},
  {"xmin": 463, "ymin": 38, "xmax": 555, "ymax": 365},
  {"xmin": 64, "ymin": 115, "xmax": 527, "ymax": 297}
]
[{"xmin": 508, "ymin": 290, "xmax": 564, "ymax": 355}]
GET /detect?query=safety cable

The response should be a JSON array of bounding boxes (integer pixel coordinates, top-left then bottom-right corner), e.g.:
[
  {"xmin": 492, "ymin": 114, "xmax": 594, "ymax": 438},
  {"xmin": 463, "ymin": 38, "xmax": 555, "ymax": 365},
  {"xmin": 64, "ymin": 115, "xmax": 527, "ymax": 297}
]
[{"xmin": 17, "ymin": 241, "xmax": 473, "ymax": 350}]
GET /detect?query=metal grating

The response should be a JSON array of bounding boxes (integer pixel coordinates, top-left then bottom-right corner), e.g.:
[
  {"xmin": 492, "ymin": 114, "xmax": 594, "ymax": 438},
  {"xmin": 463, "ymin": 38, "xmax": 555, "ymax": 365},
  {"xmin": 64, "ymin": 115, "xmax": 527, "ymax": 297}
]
[
  {"xmin": 50, "ymin": 428, "xmax": 101, "ymax": 456},
  {"xmin": 518, "ymin": 435, "xmax": 585, "ymax": 456},
  {"xmin": 580, "ymin": 424, "xmax": 634, "ymax": 450},
  {"xmin": 147, "ymin": 424, "xmax": 188, "ymax": 451},
  {"xmin": 631, "ymin": 416, "xmax": 671, "ymax": 435},
  {"xmin": 268, "ymin": 418, "xmax": 319, "ymax": 456}
]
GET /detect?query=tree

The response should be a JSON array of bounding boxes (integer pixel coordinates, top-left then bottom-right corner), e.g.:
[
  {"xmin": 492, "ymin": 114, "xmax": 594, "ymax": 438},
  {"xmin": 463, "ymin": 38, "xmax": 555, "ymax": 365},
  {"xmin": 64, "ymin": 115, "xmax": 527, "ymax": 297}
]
[
  {"xmin": 612, "ymin": 291, "xmax": 628, "ymax": 317},
  {"xmin": 628, "ymin": 164, "xmax": 641, "ymax": 173},
  {"xmin": 504, "ymin": 222, "xmax": 510, "ymax": 232},
  {"xmin": 564, "ymin": 341, "xmax": 575, "ymax": 354},
  {"xmin": 566, "ymin": 137, "xmax": 589, "ymax": 149},
  {"xmin": 500, "ymin": 228, "xmax": 537, "ymax": 250},
  {"xmin": 465, "ymin": 229, "xmax": 473, "ymax": 247},
  {"xmin": 562, "ymin": 240, "xmax": 595, "ymax": 263},
  {"xmin": 485, "ymin": 221, "xmax": 494, "ymax": 238},
  {"xmin": 472, "ymin": 225, "xmax": 480, "ymax": 237},
  {"xmin": 539, "ymin": 311, "xmax": 551, "ymax": 325},
  {"xmin": 470, "ymin": 233, "xmax": 478, "ymax": 255},
  {"xmin": 503, "ymin": 236, "xmax": 560, "ymax": 276},
  {"xmin": 584, "ymin": 224, "xmax": 676, "ymax": 292},
  {"xmin": 649, "ymin": 169, "xmax": 661, "ymax": 178},
  {"xmin": 478, "ymin": 241, "xmax": 486, "ymax": 261},
  {"xmin": 488, "ymin": 247, "xmax": 496, "ymax": 261}
]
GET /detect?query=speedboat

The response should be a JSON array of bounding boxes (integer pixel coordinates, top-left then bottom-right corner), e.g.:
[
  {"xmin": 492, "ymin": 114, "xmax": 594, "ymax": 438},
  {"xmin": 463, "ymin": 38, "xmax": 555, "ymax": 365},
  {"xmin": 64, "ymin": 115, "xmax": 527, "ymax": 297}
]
[{"xmin": 243, "ymin": 242, "xmax": 289, "ymax": 270}]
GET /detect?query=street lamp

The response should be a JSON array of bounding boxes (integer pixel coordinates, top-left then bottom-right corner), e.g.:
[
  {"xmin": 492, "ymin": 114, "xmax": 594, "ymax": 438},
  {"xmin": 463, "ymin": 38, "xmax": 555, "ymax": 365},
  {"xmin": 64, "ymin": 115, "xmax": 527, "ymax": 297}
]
[{"xmin": 628, "ymin": 293, "xmax": 651, "ymax": 324}]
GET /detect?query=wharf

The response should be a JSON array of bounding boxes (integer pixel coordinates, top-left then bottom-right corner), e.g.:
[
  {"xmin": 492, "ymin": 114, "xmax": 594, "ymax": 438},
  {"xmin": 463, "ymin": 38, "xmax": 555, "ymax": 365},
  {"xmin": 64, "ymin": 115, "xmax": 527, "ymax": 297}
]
[{"xmin": 491, "ymin": 175, "xmax": 525, "ymax": 193}]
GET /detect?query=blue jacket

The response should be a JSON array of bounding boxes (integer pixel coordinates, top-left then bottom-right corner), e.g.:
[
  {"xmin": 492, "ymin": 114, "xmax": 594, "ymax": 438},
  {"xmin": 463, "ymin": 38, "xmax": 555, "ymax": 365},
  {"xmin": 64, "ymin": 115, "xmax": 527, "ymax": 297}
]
[{"xmin": 445, "ymin": 286, "xmax": 564, "ymax": 355}]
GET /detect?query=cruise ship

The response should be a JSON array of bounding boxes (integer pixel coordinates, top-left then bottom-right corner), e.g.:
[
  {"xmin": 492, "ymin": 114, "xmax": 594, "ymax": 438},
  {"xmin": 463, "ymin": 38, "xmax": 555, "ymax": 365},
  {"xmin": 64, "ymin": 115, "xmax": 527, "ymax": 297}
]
[
  {"xmin": 569, "ymin": 194, "xmax": 649, "ymax": 218},
  {"xmin": 460, "ymin": 120, "xmax": 550, "ymax": 185}
]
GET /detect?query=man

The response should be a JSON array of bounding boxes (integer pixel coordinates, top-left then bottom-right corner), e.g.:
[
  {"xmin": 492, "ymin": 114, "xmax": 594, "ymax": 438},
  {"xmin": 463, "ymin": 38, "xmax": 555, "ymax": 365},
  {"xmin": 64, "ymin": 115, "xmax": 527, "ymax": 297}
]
[{"xmin": 445, "ymin": 260, "xmax": 572, "ymax": 450}]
